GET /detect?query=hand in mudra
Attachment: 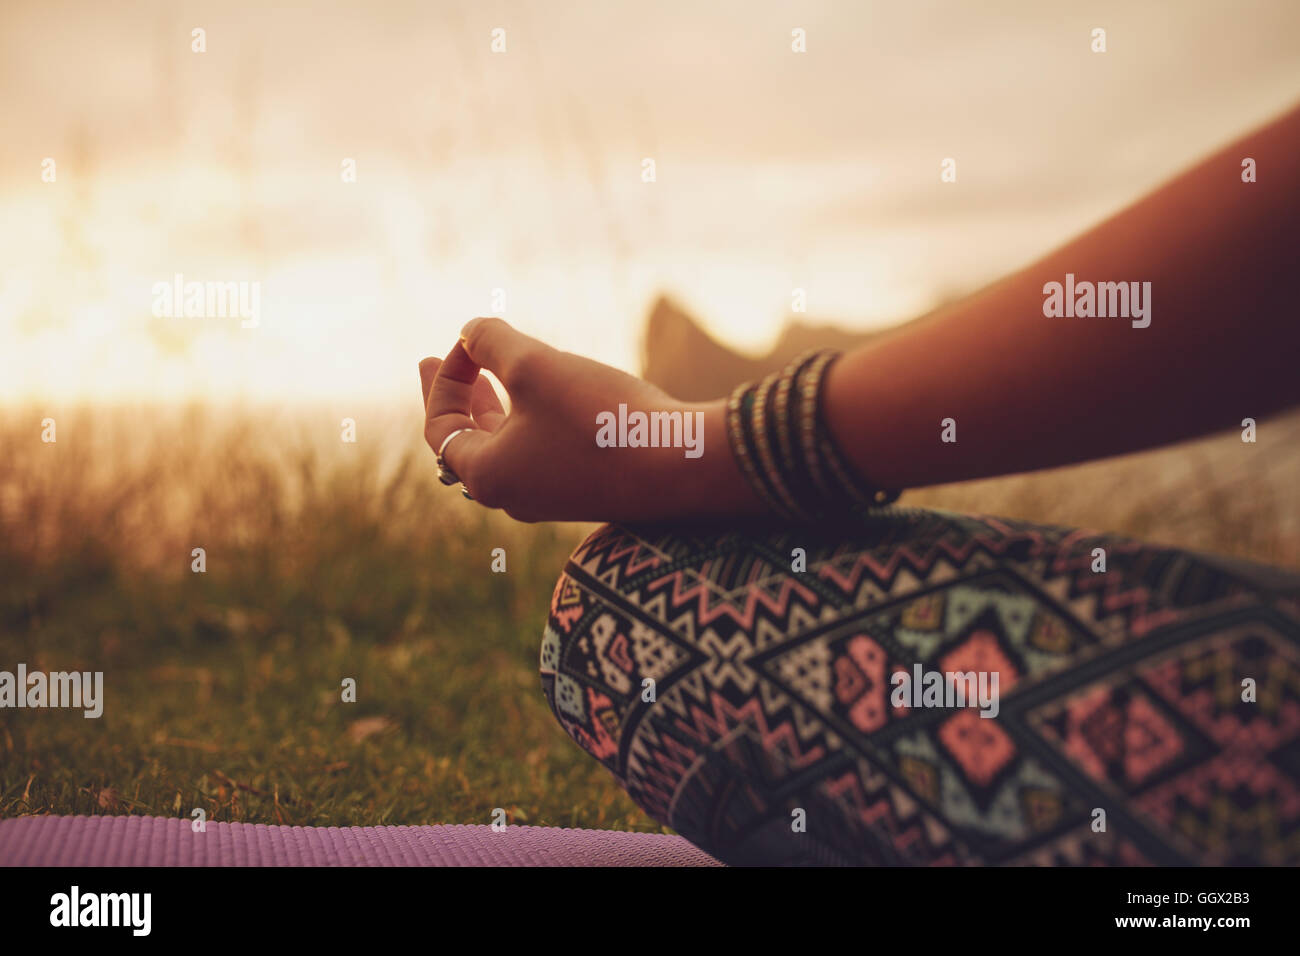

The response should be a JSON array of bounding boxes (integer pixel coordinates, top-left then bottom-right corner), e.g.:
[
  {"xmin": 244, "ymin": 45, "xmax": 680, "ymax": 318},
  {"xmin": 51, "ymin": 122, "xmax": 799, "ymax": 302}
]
[{"xmin": 420, "ymin": 318, "xmax": 755, "ymax": 523}]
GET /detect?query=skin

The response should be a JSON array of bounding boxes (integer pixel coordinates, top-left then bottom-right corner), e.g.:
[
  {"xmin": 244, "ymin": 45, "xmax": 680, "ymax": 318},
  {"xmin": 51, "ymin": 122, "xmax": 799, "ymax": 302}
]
[{"xmin": 422, "ymin": 102, "xmax": 1300, "ymax": 524}]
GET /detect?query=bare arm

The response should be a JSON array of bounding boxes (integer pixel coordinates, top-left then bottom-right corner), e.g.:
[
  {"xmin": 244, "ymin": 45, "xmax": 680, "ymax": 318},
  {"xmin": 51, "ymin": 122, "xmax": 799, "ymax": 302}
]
[
  {"xmin": 823, "ymin": 101, "xmax": 1300, "ymax": 492},
  {"xmin": 422, "ymin": 102, "xmax": 1300, "ymax": 523}
]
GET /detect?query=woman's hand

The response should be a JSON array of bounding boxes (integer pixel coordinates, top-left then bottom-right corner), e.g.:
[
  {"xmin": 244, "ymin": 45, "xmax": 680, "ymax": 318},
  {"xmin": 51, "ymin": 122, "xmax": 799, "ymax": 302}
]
[
  {"xmin": 420, "ymin": 318, "xmax": 763, "ymax": 523},
  {"xmin": 425, "ymin": 102, "xmax": 1300, "ymax": 520}
]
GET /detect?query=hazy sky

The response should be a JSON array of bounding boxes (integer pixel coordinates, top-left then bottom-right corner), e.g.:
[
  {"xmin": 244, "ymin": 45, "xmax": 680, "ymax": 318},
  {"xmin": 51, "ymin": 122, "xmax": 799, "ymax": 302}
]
[{"xmin": 2, "ymin": 0, "xmax": 1298, "ymax": 401}]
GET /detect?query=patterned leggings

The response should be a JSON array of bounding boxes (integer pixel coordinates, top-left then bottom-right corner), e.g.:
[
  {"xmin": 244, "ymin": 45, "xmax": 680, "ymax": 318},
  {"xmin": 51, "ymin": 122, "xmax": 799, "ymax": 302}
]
[{"xmin": 540, "ymin": 508, "xmax": 1300, "ymax": 865}]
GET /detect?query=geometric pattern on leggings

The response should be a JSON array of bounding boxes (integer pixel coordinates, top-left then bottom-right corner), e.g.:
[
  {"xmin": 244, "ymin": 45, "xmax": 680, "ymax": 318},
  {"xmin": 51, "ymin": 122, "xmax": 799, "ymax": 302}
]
[{"xmin": 540, "ymin": 507, "xmax": 1300, "ymax": 865}]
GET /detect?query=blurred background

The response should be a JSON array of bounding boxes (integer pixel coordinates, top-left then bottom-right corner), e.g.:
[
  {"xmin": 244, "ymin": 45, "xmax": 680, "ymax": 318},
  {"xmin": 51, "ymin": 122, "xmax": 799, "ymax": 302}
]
[
  {"xmin": 4, "ymin": 0, "xmax": 1300, "ymax": 399},
  {"xmin": 1, "ymin": 0, "xmax": 1298, "ymax": 829}
]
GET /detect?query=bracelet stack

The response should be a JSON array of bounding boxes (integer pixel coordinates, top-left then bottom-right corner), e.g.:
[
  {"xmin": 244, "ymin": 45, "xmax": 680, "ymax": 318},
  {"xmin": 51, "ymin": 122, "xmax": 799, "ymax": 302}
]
[{"xmin": 725, "ymin": 349, "xmax": 900, "ymax": 521}]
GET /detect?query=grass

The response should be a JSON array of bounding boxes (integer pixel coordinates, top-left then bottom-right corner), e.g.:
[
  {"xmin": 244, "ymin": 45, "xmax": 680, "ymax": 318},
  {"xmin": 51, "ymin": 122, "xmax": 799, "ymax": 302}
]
[
  {"xmin": 1, "ymin": 402, "xmax": 1297, "ymax": 829},
  {"xmin": 0, "ymin": 404, "xmax": 653, "ymax": 830}
]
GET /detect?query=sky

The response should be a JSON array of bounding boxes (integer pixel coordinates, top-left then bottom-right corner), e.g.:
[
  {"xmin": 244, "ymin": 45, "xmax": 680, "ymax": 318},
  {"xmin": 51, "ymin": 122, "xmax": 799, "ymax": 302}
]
[{"xmin": 2, "ymin": 0, "xmax": 1299, "ymax": 402}]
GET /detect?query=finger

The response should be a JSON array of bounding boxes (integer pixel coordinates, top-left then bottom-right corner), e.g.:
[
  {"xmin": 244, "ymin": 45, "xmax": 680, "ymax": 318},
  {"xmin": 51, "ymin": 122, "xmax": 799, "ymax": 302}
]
[
  {"xmin": 425, "ymin": 340, "xmax": 492, "ymax": 475},
  {"xmin": 427, "ymin": 339, "xmax": 479, "ymax": 423},
  {"xmin": 459, "ymin": 317, "xmax": 549, "ymax": 390},
  {"xmin": 427, "ymin": 351, "xmax": 505, "ymax": 431},
  {"xmin": 419, "ymin": 356, "xmax": 442, "ymax": 407},
  {"xmin": 471, "ymin": 375, "xmax": 507, "ymax": 431},
  {"xmin": 428, "ymin": 424, "xmax": 494, "ymax": 499}
]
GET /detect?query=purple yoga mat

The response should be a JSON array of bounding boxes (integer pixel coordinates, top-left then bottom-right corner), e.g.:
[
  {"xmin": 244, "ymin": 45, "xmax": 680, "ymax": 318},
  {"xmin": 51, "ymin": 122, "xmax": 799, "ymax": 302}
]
[{"xmin": 0, "ymin": 815, "xmax": 721, "ymax": 866}]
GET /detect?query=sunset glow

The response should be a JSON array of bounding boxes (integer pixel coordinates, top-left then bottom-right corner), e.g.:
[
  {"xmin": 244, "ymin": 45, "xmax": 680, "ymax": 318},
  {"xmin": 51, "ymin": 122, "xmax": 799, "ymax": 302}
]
[{"xmin": 3, "ymin": 0, "xmax": 1299, "ymax": 402}]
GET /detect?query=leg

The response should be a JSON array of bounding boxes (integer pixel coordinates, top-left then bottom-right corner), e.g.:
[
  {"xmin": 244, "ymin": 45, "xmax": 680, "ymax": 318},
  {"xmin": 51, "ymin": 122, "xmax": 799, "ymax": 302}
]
[{"xmin": 540, "ymin": 508, "xmax": 1300, "ymax": 865}]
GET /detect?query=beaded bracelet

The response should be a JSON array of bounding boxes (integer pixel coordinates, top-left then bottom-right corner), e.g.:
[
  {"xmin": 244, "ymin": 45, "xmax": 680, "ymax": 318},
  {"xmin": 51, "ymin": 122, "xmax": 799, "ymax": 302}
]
[{"xmin": 725, "ymin": 349, "xmax": 900, "ymax": 521}]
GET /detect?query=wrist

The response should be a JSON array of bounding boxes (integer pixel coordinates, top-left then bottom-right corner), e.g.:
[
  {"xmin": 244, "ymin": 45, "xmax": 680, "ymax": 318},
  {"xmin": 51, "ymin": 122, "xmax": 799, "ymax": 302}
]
[
  {"xmin": 625, "ymin": 399, "xmax": 769, "ymax": 522},
  {"xmin": 682, "ymin": 399, "xmax": 768, "ymax": 519}
]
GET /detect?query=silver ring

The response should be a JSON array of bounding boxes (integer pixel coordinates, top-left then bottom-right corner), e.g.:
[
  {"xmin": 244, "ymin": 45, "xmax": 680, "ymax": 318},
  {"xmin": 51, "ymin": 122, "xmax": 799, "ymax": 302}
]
[{"xmin": 436, "ymin": 427, "xmax": 476, "ymax": 486}]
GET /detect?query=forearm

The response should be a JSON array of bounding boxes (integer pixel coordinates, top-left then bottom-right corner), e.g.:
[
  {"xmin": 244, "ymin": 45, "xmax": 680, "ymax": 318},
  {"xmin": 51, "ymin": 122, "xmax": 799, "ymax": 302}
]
[
  {"xmin": 824, "ymin": 102, "xmax": 1300, "ymax": 491},
  {"xmin": 432, "ymin": 105, "xmax": 1299, "ymax": 525}
]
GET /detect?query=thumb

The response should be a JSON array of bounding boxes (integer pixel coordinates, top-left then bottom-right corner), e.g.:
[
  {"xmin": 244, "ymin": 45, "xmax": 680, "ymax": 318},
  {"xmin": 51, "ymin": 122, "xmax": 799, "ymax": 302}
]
[{"xmin": 459, "ymin": 317, "xmax": 549, "ymax": 391}]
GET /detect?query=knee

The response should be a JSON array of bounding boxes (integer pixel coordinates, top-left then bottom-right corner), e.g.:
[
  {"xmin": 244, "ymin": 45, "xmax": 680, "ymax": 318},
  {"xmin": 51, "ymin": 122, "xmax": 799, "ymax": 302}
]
[{"xmin": 538, "ymin": 525, "xmax": 624, "ymax": 763}]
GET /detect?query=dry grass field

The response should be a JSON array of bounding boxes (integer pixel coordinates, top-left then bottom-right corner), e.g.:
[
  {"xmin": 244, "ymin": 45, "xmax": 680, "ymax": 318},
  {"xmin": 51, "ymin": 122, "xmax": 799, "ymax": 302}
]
[{"xmin": 1, "ymin": 402, "xmax": 1295, "ymax": 828}]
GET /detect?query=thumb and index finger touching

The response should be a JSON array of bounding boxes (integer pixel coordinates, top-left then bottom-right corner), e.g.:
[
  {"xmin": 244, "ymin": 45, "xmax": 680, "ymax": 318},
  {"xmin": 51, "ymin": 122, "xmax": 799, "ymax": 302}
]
[{"xmin": 420, "ymin": 317, "xmax": 543, "ymax": 484}]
